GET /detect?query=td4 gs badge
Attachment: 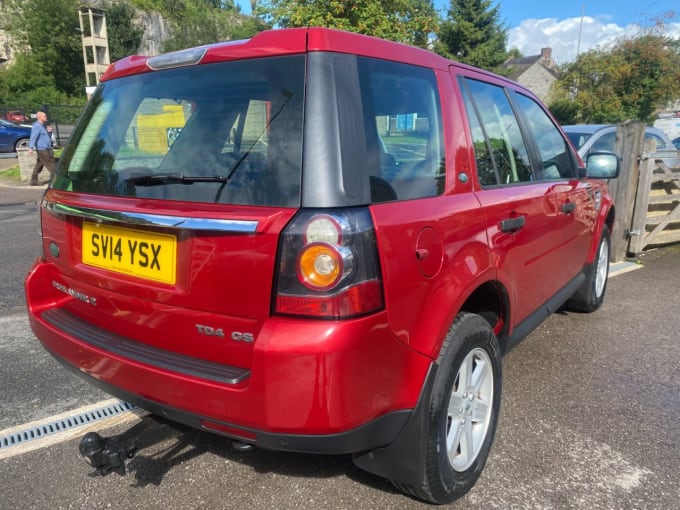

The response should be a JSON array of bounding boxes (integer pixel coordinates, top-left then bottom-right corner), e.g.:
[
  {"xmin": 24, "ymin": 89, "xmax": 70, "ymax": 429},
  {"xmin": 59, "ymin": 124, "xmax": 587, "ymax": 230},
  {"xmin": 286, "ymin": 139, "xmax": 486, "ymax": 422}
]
[{"xmin": 195, "ymin": 324, "xmax": 254, "ymax": 343}]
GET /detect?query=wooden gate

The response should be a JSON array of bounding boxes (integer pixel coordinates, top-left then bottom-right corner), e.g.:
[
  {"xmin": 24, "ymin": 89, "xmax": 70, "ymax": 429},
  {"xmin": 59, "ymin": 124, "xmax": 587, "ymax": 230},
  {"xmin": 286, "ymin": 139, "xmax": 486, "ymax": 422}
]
[
  {"xmin": 628, "ymin": 155, "xmax": 680, "ymax": 254},
  {"xmin": 605, "ymin": 121, "xmax": 680, "ymax": 261}
]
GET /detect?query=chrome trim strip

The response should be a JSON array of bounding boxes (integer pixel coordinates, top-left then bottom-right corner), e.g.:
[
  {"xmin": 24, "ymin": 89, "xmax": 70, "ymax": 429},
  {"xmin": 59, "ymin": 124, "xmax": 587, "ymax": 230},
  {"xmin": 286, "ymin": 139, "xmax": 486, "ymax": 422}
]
[{"xmin": 44, "ymin": 201, "xmax": 259, "ymax": 233}]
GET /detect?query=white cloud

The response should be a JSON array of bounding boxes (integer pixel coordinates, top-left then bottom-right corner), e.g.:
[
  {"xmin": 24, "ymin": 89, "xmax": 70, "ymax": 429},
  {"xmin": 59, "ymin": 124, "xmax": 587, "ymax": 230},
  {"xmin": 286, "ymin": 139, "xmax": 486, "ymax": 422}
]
[{"xmin": 507, "ymin": 16, "xmax": 680, "ymax": 64}]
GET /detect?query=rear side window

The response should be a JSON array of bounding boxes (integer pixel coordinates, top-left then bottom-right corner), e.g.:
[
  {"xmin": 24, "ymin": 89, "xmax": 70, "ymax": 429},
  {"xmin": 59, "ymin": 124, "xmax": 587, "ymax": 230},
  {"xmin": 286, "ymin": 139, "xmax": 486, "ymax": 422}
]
[
  {"xmin": 55, "ymin": 56, "xmax": 305, "ymax": 207},
  {"xmin": 460, "ymin": 78, "xmax": 533, "ymax": 186},
  {"xmin": 359, "ymin": 59, "xmax": 445, "ymax": 200},
  {"xmin": 645, "ymin": 132, "xmax": 670, "ymax": 150}
]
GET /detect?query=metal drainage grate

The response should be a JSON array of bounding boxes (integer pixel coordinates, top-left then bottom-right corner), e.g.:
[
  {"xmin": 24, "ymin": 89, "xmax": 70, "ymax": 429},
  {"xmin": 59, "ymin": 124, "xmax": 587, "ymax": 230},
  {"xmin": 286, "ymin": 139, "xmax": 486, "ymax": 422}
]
[{"xmin": 0, "ymin": 401, "xmax": 137, "ymax": 450}]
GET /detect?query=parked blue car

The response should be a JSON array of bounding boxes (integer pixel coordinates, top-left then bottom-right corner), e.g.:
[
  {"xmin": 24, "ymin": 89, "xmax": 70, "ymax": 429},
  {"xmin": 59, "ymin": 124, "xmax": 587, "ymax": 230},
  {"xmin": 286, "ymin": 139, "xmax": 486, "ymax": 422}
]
[{"xmin": 0, "ymin": 119, "xmax": 31, "ymax": 153}]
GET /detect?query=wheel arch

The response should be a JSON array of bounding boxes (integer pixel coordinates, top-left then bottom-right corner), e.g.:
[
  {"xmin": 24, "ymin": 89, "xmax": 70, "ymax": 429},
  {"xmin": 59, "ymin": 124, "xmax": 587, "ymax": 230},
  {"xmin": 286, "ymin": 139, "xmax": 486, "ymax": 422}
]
[
  {"xmin": 410, "ymin": 272, "xmax": 511, "ymax": 361},
  {"xmin": 459, "ymin": 280, "xmax": 510, "ymax": 352},
  {"xmin": 588, "ymin": 195, "xmax": 615, "ymax": 263}
]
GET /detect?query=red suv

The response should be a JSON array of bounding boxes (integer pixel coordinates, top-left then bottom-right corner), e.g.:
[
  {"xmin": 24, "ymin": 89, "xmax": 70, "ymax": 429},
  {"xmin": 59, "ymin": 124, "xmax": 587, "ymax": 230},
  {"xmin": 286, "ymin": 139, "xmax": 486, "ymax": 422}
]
[{"xmin": 25, "ymin": 28, "xmax": 618, "ymax": 503}]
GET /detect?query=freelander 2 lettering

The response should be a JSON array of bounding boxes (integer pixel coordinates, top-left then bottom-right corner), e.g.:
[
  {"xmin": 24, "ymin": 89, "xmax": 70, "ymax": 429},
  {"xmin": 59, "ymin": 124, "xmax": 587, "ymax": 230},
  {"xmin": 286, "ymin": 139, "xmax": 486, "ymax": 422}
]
[{"xmin": 90, "ymin": 233, "xmax": 162, "ymax": 270}]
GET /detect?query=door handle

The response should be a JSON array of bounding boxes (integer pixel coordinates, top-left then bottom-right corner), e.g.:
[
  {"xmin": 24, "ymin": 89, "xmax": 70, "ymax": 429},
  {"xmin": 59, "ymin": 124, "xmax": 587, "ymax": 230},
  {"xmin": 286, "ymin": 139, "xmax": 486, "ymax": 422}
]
[
  {"xmin": 500, "ymin": 215, "xmax": 525, "ymax": 233},
  {"xmin": 561, "ymin": 202, "xmax": 576, "ymax": 214}
]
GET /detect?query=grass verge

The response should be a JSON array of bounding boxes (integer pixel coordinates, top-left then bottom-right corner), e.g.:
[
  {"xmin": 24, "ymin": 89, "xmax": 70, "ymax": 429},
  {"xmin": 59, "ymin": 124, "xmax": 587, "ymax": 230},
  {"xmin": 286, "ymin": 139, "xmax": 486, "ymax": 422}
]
[{"xmin": 0, "ymin": 166, "xmax": 20, "ymax": 181}]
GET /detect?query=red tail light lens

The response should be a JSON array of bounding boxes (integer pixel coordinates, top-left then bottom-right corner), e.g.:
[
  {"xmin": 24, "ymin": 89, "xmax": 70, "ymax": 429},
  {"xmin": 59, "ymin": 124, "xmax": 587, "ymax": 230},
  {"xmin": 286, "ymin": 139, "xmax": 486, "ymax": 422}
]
[{"xmin": 275, "ymin": 208, "xmax": 384, "ymax": 319}]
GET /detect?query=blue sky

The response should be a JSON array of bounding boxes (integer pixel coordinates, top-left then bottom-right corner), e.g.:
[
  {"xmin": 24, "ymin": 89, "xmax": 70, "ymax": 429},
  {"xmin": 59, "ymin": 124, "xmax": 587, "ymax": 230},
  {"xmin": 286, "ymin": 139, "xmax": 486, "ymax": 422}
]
[
  {"xmin": 471, "ymin": 1, "xmax": 677, "ymax": 29},
  {"xmin": 235, "ymin": 1, "xmax": 680, "ymax": 62}
]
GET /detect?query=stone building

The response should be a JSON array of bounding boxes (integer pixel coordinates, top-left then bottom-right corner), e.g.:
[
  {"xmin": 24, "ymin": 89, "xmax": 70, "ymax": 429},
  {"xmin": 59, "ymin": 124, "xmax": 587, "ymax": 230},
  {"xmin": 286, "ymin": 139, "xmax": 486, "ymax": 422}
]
[{"xmin": 502, "ymin": 48, "xmax": 560, "ymax": 104}]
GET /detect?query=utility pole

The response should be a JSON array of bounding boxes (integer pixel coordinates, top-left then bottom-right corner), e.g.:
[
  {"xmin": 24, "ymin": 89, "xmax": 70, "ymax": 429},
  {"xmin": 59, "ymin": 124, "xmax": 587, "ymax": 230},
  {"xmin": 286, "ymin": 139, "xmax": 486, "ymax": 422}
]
[{"xmin": 576, "ymin": 3, "xmax": 585, "ymax": 58}]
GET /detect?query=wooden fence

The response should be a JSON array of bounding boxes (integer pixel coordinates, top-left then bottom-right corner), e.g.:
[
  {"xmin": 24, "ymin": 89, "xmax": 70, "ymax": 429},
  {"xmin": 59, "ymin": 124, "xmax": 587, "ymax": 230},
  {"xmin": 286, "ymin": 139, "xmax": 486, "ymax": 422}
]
[{"xmin": 607, "ymin": 121, "xmax": 680, "ymax": 261}]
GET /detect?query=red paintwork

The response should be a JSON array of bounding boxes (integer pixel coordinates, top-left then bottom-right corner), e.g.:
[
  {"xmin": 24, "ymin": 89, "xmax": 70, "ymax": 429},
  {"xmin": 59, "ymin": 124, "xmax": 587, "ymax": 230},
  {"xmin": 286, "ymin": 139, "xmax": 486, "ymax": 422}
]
[
  {"xmin": 25, "ymin": 27, "xmax": 614, "ymax": 443},
  {"xmin": 26, "ymin": 260, "xmax": 431, "ymax": 433}
]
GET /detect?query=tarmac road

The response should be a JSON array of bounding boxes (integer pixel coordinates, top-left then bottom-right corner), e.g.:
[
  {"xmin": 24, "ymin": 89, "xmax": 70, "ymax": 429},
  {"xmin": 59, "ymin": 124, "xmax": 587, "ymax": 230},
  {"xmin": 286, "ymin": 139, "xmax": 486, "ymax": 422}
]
[{"xmin": 1, "ymin": 168, "xmax": 678, "ymax": 508}]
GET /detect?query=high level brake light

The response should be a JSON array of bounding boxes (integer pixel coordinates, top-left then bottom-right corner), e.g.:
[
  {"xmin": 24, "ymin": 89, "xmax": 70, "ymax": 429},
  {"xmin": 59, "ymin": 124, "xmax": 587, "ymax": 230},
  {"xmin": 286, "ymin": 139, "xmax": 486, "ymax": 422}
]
[{"xmin": 275, "ymin": 208, "xmax": 384, "ymax": 319}]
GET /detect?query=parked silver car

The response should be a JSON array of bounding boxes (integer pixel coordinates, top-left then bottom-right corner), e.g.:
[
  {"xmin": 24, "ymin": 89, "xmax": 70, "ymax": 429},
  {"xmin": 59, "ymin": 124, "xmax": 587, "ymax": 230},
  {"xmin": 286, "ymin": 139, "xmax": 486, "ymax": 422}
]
[{"xmin": 563, "ymin": 124, "xmax": 680, "ymax": 169}]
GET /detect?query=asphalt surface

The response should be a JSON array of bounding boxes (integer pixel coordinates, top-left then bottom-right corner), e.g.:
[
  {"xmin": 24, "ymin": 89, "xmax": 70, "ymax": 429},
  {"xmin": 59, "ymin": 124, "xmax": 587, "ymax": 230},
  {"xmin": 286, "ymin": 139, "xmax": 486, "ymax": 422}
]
[{"xmin": 1, "ymin": 156, "xmax": 679, "ymax": 508}]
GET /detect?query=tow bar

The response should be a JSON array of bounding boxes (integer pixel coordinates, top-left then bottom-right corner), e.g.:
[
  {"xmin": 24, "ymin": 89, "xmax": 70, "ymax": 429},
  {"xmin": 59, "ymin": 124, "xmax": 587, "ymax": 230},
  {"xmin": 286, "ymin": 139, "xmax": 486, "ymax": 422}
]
[
  {"xmin": 78, "ymin": 415, "xmax": 173, "ymax": 476},
  {"xmin": 78, "ymin": 413, "xmax": 254, "ymax": 476},
  {"xmin": 79, "ymin": 431, "xmax": 137, "ymax": 475}
]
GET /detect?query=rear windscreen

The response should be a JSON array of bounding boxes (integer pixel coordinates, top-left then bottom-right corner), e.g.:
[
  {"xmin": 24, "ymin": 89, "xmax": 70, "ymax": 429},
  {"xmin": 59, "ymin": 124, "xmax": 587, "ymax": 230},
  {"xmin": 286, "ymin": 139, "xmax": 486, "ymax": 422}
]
[{"xmin": 54, "ymin": 55, "xmax": 305, "ymax": 207}]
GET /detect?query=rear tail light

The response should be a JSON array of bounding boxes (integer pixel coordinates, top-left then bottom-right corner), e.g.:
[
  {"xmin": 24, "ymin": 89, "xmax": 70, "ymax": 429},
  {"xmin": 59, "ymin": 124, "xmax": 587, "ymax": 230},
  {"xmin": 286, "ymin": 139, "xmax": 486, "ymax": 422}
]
[{"xmin": 275, "ymin": 208, "xmax": 384, "ymax": 319}]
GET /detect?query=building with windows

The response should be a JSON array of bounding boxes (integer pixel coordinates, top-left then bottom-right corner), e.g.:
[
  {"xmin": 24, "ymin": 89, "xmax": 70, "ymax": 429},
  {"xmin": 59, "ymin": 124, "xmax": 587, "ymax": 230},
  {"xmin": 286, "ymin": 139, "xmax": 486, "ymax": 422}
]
[{"xmin": 502, "ymin": 48, "xmax": 560, "ymax": 104}]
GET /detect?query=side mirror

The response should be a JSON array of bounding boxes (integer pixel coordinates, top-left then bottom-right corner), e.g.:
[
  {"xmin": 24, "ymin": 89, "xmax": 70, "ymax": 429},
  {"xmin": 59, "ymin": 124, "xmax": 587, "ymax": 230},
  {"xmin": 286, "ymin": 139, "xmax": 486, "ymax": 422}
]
[{"xmin": 585, "ymin": 152, "xmax": 619, "ymax": 179}]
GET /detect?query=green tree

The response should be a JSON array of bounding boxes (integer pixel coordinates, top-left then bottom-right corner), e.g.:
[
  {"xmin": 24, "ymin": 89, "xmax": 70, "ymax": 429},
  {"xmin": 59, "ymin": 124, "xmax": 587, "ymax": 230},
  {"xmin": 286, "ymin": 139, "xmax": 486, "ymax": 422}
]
[
  {"xmin": 550, "ymin": 34, "xmax": 680, "ymax": 123},
  {"xmin": 436, "ymin": 0, "xmax": 508, "ymax": 70},
  {"xmin": 5, "ymin": 0, "xmax": 84, "ymax": 97},
  {"xmin": 0, "ymin": 54, "xmax": 83, "ymax": 111},
  {"xmin": 156, "ymin": 0, "xmax": 266, "ymax": 51},
  {"xmin": 104, "ymin": 1, "xmax": 145, "ymax": 62},
  {"xmin": 256, "ymin": 0, "xmax": 438, "ymax": 49}
]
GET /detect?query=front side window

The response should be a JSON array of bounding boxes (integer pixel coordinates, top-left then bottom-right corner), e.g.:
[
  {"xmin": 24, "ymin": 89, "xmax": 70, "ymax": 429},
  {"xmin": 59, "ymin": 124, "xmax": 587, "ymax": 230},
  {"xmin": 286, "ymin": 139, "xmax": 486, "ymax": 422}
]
[
  {"xmin": 461, "ymin": 78, "xmax": 533, "ymax": 185},
  {"xmin": 55, "ymin": 56, "xmax": 305, "ymax": 207},
  {"xmin": 513, "ymin": 93, "xmax": 576, "ymax": 180}
]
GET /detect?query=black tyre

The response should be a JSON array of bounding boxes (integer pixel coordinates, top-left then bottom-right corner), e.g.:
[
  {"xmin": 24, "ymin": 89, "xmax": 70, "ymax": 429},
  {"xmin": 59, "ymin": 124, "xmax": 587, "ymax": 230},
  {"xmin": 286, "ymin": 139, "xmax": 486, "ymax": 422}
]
[
  {"xmin": 566, "ymin": 225, "xmax": 610, "ymax": 313},
  {"xmin": 14, "ymin": 137, "xmax": 29, "ymax": 152},
  {"xmin": 395, "ymin": 312, "xmax": 502, "ymax": 504}
]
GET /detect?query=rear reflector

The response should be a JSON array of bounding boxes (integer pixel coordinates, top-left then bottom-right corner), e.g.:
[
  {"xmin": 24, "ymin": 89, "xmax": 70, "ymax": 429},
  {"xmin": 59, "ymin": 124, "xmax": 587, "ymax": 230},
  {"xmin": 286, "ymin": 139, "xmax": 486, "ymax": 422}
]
[
  {"xmin": 201, "ymin": 421, "xmax": 257, "ymax": 441},
  {"xmin": 276, "ymin": 279, "xmax": 383, "ymax": 319}
]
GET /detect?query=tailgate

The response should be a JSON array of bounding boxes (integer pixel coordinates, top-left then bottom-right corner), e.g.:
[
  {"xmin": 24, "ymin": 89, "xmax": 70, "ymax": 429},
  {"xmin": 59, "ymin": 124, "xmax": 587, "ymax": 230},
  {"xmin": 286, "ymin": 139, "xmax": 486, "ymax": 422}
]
[{"xmin": 39, "ymin": 191, "xmax": 296, "ymax": 369}]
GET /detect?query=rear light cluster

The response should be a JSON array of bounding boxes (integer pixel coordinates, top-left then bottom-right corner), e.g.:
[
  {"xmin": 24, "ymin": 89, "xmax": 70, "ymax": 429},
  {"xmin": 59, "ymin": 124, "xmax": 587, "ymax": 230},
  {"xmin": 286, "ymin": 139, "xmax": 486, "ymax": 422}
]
[{"xmin": 275, "ymin": 208, "xmax": 384, "ymax": 319}]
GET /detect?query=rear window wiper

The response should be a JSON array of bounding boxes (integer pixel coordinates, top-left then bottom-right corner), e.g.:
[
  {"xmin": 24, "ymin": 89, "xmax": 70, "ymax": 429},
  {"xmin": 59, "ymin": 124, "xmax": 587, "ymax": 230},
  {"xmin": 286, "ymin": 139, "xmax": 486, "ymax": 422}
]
[{"xmin": 124, "ymin": 173, "xmax": 228, "ymax": 186}]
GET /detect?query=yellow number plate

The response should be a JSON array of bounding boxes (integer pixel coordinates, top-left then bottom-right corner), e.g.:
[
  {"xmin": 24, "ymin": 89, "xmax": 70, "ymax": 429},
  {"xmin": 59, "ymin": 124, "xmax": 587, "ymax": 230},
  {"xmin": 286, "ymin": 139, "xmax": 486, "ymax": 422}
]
[{"xmin": 82, "ymin": 222, "xmax": 177, "ymax": 284}]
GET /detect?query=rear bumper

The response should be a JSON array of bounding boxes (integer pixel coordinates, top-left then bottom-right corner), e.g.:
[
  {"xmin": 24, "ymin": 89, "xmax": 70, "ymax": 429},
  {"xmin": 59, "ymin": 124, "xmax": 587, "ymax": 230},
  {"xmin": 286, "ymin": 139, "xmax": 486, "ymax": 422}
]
[
  {"xmin": 44, "ymin": 347, "xmax": 415, "ymax": 454},
  {"xmin": 25, "ymin": 261, "xmax": 432, "ymax": 454}
]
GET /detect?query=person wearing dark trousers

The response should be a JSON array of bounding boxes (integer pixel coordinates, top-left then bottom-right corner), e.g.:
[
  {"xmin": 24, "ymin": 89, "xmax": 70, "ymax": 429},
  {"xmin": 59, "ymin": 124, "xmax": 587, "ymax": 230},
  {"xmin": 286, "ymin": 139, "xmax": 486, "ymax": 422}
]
[{"xmin": 28, "ymin": 111, "xmax": 56, "ymax": 186}]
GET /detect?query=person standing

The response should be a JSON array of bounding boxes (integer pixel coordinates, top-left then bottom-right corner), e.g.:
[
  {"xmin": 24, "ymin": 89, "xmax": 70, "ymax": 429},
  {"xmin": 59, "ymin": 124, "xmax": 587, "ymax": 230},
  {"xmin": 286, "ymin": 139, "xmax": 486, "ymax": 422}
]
[{"xmin": 28, "ymin": 111, "xmax": 56, "ymax": 186}]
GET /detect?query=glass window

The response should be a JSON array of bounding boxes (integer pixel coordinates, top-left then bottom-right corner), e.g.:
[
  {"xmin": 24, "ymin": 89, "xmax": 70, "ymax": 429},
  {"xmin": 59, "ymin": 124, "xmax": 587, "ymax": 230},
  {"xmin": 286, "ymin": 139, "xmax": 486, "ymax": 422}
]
[
  {"xmin": 514, "ymin": 93, "xmax": 576, "ymax": 180},
  {"xmin": 462, "ymin": 78, "xmax": 533, "ymax": 185},
  {"xmin": 645, "ymin": 132, "xmax": 668, "ymax": 150},
  {"xmin": 565, "ymin": 131, "xmax": 591, "ymax": 150},
  {"xmin": 360, "ymin": 58, "xmax": 445, "ymax": 200},
  {"xmin": 590, "ymin": 131, "xmax": 616, "ymax": 153},
  {"xmin": 55, "ymin": 56, "xmax": 305, "ymax": 207},
  {"xmin": 461, "ymin": 88, "xmax": 497, "ymax": 187}
]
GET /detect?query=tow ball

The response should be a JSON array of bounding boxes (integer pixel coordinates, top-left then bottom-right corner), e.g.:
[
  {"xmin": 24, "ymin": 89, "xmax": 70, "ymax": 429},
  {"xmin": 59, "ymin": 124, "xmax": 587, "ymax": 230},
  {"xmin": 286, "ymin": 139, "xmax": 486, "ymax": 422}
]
[
  {"xmin": 79, "ymin": 431, "xmax": 137, "ymax": 476},
  {"xmin": 77, "ymin": 414, "xmax": 168, "ymax": 476},
  {"xmin": 77, "ymin": 414, "xmax": 253, "ymax": 477}
]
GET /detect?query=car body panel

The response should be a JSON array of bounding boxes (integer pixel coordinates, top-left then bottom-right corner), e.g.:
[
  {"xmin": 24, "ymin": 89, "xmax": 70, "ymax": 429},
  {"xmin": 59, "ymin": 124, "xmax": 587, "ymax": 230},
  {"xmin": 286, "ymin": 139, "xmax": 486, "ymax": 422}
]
[{"xmin": 0, "ymin": 118, "xmax": 31, "ymax": 153}]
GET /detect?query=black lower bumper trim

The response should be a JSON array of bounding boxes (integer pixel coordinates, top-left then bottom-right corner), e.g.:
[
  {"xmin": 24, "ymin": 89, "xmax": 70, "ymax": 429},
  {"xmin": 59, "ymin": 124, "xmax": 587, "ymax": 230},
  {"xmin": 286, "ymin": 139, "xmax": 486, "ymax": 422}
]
[{"xmin": 42, "ymin": 308, "xmax": 249, "ymax": 384}]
